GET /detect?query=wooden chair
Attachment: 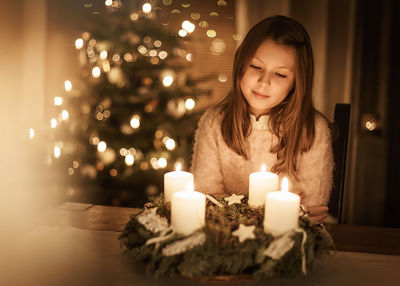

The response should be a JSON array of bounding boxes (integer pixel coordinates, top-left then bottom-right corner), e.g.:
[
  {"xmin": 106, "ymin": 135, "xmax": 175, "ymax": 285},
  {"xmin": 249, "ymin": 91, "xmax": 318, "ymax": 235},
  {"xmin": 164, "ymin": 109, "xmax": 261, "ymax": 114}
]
[{"xmin": 328, "ymin": 104, "xmax": 351, "ymax": 223}]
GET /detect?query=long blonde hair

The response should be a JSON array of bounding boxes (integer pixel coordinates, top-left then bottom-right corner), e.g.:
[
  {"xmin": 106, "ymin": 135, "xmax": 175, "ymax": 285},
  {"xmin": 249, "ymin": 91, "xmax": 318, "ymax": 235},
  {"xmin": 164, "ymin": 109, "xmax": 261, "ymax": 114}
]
[{"xmin": 219, "ymin": 15, "xmax": 316, "ymax": 180}]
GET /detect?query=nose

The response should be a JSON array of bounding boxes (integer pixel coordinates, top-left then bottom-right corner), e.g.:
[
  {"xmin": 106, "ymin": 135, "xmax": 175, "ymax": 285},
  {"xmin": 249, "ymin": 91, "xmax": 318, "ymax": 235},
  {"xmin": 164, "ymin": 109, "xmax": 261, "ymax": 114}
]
[{"xmin": 257, "ymin": 71, "xmax": 271, "ymax": 86}]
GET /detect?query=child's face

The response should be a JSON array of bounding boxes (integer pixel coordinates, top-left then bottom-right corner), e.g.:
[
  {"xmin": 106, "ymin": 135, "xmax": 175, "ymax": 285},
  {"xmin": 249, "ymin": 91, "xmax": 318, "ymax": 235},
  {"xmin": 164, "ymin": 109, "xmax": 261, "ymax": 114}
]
[{"xmin": 240, "ymin": 39, "xmax": 295, "ymax": 118}]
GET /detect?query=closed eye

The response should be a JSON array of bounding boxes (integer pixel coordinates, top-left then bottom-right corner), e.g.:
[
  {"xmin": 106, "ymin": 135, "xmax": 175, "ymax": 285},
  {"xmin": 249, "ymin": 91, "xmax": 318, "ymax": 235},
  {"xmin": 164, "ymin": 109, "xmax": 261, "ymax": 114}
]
[
  {"xmin": 276, "ymin": 73, "xmax": 287, "ymax": 78},
  {"xmin": 250, "ymin": 64, "xmax": 262, "ymax": 70}
]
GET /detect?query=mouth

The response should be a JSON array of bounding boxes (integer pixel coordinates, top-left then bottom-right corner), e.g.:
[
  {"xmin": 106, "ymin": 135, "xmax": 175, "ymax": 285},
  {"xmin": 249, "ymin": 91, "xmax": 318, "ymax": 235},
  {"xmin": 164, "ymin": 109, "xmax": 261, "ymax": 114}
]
[{"xmin": 252, "ymin": 90, "xmax": 270, "ymax": 99}]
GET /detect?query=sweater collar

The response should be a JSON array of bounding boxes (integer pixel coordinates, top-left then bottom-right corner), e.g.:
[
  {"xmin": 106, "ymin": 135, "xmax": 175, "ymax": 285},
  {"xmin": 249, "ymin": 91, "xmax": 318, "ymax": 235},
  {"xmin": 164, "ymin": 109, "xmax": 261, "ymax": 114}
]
[{"xmin": 250, "ymin": 114, "xmax": 269, "ymax": 131}]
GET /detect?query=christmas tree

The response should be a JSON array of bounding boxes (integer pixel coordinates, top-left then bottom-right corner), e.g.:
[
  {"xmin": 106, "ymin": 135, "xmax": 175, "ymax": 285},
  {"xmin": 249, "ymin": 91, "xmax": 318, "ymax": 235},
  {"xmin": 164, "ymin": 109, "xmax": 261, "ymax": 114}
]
[{"xmin": 50, "ymin": 0, "xmax": 211, "ymax": 207}]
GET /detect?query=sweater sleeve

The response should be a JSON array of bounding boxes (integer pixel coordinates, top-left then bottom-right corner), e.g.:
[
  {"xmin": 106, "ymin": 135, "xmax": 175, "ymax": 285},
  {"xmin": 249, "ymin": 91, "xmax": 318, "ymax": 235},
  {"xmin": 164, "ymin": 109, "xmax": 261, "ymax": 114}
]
[
  {"xmin": 295, "ymin": 114, "xmax": 334, "ymax": 208},
  {"xmin": 191, "ymin": 108, "xmax": 225, "ymax": 196}
]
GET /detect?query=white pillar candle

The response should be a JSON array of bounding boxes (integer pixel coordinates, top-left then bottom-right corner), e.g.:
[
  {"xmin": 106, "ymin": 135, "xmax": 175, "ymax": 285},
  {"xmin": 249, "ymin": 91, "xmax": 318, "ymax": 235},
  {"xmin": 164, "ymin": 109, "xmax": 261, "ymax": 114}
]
[
  {"xmin": 264, "ymin": 177, "xmax": 300, "ymax": 237},
  {"xmin": 171, "ymin": 187, "xmax": 206, "ymax": 236},
  {"xmin": 249, "ymin": 164, "xmax": 279, "ymax": 207},
  {"xmin": 164, "ymin": 163, "xmax": 194, "ymax": 202}
]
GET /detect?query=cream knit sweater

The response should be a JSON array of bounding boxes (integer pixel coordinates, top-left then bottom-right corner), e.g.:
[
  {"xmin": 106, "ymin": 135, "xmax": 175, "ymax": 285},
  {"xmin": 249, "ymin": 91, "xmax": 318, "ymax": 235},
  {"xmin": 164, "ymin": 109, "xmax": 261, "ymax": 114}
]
[{"xmin": 191, "ymin": 107, "xmax": 334, "ymax": 209}]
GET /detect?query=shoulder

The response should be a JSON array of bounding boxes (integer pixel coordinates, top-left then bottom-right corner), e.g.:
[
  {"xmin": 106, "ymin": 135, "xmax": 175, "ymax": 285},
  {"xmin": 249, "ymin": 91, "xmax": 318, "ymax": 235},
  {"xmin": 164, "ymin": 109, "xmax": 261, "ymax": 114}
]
[
  {"xmin": 312, "ymin": 111, "xmax": 332, "ymax": 146},
  {"xmin": 314, "ymin": 112, "xmax": 331, "ymax": 135},
  {"xmin": 197, "ymin": 106, "xmax": 223, "ymax": 129}
]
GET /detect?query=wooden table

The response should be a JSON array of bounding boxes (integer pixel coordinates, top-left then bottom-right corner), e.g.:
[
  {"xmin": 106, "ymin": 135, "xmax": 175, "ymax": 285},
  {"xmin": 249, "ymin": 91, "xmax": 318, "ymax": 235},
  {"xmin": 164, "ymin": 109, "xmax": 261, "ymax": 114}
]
[{"xmin": 1, "ymin": 203, "xmax": 400, "ymax": 286}]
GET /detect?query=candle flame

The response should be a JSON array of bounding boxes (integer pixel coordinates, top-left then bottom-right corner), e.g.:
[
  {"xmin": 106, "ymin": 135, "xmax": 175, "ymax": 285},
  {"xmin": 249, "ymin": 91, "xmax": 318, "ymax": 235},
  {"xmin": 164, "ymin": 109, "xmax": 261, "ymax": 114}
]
[
  {"xmin": 261, "ymin": 164, "xmax": 266, "ymax": 172},
  {"xmin": 282, "ymin": 177, "xmax": 289, "ymax": 192},
  {"xmin": 175, "ymin": 163, "xmax": 182, "ymax": 171},
  {"xmin": 29, "ymin": 128, "xmax": 35, "ymax": 139}
]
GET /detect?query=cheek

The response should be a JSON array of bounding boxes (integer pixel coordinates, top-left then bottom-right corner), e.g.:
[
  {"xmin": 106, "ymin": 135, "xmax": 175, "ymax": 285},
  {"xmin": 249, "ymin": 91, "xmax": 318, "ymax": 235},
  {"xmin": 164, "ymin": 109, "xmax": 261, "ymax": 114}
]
[
  {"xmin": 239, "ymin": 74, "xmax": 249, "ymax": 91},
  {"xmin": 274, "ymin": 80, "xmax": 294, "ymax": 95}
]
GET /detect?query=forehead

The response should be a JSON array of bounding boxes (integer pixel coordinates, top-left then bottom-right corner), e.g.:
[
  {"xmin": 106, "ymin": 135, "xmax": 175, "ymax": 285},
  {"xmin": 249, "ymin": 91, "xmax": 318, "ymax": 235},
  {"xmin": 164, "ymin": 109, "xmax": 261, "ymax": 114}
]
[{"xmin": 252, "ymin": 39, "xmax": 295, "ymax": 69}]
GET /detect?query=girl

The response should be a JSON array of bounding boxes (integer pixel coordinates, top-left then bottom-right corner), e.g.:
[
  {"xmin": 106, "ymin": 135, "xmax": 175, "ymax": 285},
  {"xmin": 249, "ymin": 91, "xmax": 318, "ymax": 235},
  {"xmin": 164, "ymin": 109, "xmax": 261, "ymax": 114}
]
[{"xmin": 191, "ymin": 15, "xmax": 333, "ymax": 223}]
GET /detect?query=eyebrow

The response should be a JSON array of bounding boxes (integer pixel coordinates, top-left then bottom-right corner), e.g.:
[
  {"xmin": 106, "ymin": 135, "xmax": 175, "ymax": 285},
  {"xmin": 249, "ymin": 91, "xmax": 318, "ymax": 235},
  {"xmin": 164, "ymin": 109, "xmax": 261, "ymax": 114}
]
[{"xmin": 253, "ymin": 56, "xmax": 293, "ymax": 71}]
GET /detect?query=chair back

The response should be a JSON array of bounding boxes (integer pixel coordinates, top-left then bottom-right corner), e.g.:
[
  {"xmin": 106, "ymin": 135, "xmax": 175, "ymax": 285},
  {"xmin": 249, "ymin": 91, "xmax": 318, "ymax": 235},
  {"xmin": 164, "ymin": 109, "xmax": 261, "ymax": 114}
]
[{"xmin": 328, "ymin": 104, "xmax": 351, "ymax": 223}]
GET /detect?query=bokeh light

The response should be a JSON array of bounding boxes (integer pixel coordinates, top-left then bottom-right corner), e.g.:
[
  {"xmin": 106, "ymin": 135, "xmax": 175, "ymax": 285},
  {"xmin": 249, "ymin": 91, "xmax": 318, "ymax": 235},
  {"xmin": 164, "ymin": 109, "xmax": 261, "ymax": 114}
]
[
  {"xmin": 75, "ymin": 38, "xmax": 84, "ymax": 49},
  {"xmin": 61, "ymin": 110, "xmax": 69, "ymax": 120},
  {"xmin": 97, "ymin": 141, "xmax": 107, "ymax": 152},
  {"xmin": 162, "ymin": 75, "xmax": 174, "ymax": 87},
  {"xmin": 185, "ymin": 98, "xmax": 195, "ymax": 110},
  {"xmin": 178, "ymin": 29, "xmax": 187, "ymax": 37},
  {"xmin": 64, "ymin": 80, "xmax": 72, "ymax": 92},
  {"xmin": 142, "ymin": 3, "xmax": 152, "ymax": 13},
  {"xmin": 125, "ymin": 154, "xmax": 134, "ymax": 166},
  {"xmin": 29, "ymin": 128, "xmax": 34, "ymax": 139},
  {"xmin": 130, "ymin": 115, "xmax": 141, "ymax": 129},
  {"xmin": 165, "ymin": 138, "xmax": 176, "ymax": 150},
  {"xmin": 92, "ymin": 66, "xmax": 101, "ymax": 78},
  {"xmin": 54, "ymin": 97, "xmax": 63, "ymax": 106},
  {"xmin": 182, "ymin": 20, "xmax": 195, "ymax": 33},
  {"xmin": 158, "ymin": 157, "xmax": 167, "ymax": 168}
]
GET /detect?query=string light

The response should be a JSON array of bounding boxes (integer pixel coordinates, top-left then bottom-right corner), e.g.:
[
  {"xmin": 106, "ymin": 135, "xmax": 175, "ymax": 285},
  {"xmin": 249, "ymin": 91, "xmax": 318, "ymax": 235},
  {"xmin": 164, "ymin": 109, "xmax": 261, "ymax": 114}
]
[
  {"xmin": 92, "ymin": 66, "xmax": 101, "ymax": 78},
  {"xmin": 155, "ymin": 129, "xmax": 163, "ymax": 138},
  {"xmin": 90, "ymin": 136, "xmax": 100, "ymax": 145},
  {"xmin": 54, "ymin": 146, "xmax": 61, "ymax": 158},
  {"xmin": 154, "ymin": 40, "xmax": 162, "ymax": 47},
  {"xmin": 112, "ymin": 54, "xmax": 120, "ymax": 62},
  {"xmin": 29, "ymin": 128, "xmax": 35, "ymax": 139},
  {"xmin": 124, "ymin": 53, "xmax": 134, "ymax": 62},
  {"xmin": 119, "ymin": 148, "xmax": 127, "ymax": 156},
  {"xmin": 138, "ymin": 45, "xmax": 147, "ymax": 55},
  {"xmin": 75, "ymin": 38, "xmax": 84, "ymax": 49},
  {"xmin": 158, "ymin": 157, "xmax": 167, "ymax": 168},
  {"xmin": 182, "ymin": 20, "xmax": 195, "ymax": 33},
  {"xmin": 142, "ymin": 3, "xmax": 152, "ymax": 13},
  {"xmin": 96, "ymin": 112, "xmax": 104, "ymax": 121},
  {"xmin": 110, "ymin": 169, "xmax": 118, "ymax": 177},
  {"xmin": 125, "ymin": 154, "xmax": 134, "ymax": 166},
  {"xmin": 130, "ymin": 114, "xmax": 141, "ymax": 129},
  {"xmin": 105, "ymin": 0, "xmax": 112, "ymax": 6},
  {"xmin": 130, "ymin": 13, "xmax": 139, "ymax": 21},
  {"xmin": 178, "ymin": 29, "xmax": 187, "ymax": 37},
  {"xmin": 158, "ymin": 51, "xmax": 168, "ymax": 60},
  {"xmin": 161, "ymin": 71, "xmax": 175, "ymax": 87},
  {"xmin": 217, "ymin": 0, "xmax": 227, "ymax": 6},
  {"xmin": 185, "ymin": 53, "xmax": 192, "ymax": 61},
  {"xmin": 64, "ymin": 80, "xmax": 72, "ymax": 92},
  {"xmin": 365, "ymin": 120, "xmax": 376, "ymax": 131},
  {"xmin": 73, "ymin": 161, "xmax": 79, "ymax": 168},
  {"xmin": 54, "ymin": 97, "xmax": 63, "ymax": 106},
  {"xmin": 207, "ymin": 30, "xmax": 217, "ymax": 38},
  {"xmin": 199, "ymin": 20, "xmax": 209, "ymax": 28},
  {"xmin": 162, "ymin": 75, "xmax": 173, "ymax": 87},
  {"xmin": 61, "ymin": 110, "xmax": 69, "ymax": 120},
  {"xmin": 150, "ymin": 157, "xmax": 159, "ymax": 169},
  {"xmin": 103, "ymin": 110, "xmax": 111, "ymax": 118},
  {"xmin": 103, "ymin": 61, "xmax": 111, "ymax": 72},
  {"xmin": 165, "ymin": 138, "xmax": 176, "ymax": 150},
  {"xmin": 149, "ymin": 49, "xmax": 157, "ymax": 57},
  {"xmin": 190, "ymin": 13, "xmax": 200, "ymax": 20},
  {"xmin": 97, "ymin": 141, "xmax": 107, "ymax": 152},
  {"xmin": 100, "ymin": 50, "xmax": 108, "ymax": 60},
  {"xmin": 185, "ymin": 98, "xmax": 195, "ymax": 110},
  {"xmin": 51, "ymin": 118, "xmax": 58, "ymax": 128}
]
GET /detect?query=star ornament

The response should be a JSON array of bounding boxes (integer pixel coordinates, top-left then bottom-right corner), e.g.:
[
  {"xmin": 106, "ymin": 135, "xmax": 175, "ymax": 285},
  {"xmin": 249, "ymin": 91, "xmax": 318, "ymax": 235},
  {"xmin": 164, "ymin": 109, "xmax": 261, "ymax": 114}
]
[
  {"xmin": 232, "ymin": 224, "xmax": 256, "ymax": 243},
  {"xmin": 224, "ymin": 193, "xmax": 244, "ymax": 206}
]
